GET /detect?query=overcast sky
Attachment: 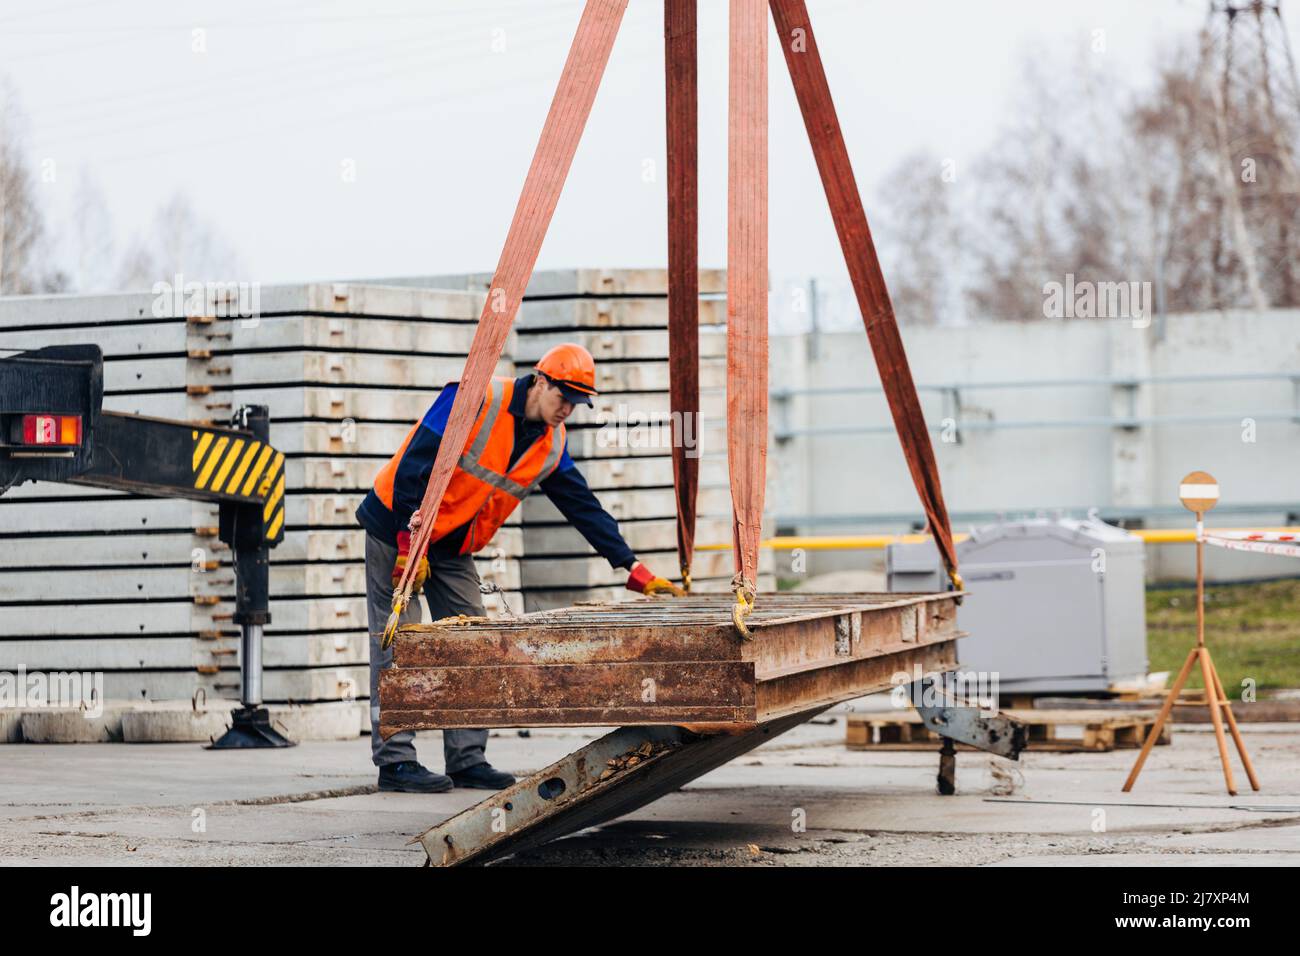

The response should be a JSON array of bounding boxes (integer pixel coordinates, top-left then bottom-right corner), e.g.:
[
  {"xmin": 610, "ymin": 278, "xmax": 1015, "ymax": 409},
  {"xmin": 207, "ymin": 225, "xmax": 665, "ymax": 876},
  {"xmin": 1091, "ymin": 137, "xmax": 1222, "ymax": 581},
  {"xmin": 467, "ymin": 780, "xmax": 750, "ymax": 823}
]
[{"xmin": 4, "ymin": 0, "xmax": 1292, "ymax": 288}]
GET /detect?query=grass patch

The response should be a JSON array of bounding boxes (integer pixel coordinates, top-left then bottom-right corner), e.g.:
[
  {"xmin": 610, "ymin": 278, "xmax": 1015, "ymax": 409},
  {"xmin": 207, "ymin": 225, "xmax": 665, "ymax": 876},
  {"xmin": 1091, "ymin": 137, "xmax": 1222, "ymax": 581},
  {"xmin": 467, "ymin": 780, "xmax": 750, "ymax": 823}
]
[{"xmin": 1146, "ymin": 578, "xmax": 1300, "ymax": 695}]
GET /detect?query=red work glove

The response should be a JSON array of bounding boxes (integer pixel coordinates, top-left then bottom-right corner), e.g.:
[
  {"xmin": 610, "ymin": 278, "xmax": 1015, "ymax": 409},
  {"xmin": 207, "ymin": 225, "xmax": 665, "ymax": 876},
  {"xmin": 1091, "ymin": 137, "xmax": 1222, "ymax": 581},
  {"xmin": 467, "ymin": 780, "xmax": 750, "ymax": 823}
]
[
  {"xmin": 393, "ymin": 531, "xmax": 429, "ymax": 591},
  {"xmin": 626, "ymin": 561, "xmax": 685, "ymax": 597}
]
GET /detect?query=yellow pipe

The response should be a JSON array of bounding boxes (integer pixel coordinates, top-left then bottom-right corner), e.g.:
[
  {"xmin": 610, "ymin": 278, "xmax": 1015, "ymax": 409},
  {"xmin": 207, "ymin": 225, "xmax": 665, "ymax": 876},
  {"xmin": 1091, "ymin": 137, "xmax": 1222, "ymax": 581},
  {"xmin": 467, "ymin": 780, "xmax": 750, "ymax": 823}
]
[
  {"xmin": 1135, "ymin": 529, "xmax": 1195, "ymax": 544},
  {"xmin": 695, "ymin": 528, "xmax": 1300, "ymax": 551}
]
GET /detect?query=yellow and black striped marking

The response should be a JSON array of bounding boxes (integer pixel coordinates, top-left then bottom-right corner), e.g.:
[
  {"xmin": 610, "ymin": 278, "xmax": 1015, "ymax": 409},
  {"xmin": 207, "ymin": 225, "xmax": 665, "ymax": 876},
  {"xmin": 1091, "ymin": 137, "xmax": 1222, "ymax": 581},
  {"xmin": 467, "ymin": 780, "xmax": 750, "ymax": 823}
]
[{"xmin": 191, "ymin": 428, "xmax": 285, "ymax": 543}]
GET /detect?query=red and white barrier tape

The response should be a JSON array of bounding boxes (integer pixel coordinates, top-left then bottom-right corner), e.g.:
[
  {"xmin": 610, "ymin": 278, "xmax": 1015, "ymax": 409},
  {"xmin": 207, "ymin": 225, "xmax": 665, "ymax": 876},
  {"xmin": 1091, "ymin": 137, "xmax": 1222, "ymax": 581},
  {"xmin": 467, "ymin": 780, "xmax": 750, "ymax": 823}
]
[{"xmin": 1203, "ymin": 531, "xmax": 1300, "ymax": 558}]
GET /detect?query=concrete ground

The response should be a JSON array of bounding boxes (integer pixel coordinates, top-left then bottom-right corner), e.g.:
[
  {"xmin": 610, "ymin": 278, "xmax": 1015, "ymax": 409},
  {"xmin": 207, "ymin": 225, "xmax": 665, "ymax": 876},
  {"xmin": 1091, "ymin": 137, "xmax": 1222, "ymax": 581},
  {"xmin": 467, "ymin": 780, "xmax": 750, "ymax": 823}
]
[{"xmin": 2, "ymin": 717, "xmax": 1299, "ymax": 866}]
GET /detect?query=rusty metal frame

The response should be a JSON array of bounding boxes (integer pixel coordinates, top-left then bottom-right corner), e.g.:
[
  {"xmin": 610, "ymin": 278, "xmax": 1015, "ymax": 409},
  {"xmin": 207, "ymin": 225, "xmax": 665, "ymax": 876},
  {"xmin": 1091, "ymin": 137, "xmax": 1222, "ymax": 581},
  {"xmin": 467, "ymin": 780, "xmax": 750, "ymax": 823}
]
[{"xmin": 380, "ymin": 593, "xmax": 962, "ymax": 733}]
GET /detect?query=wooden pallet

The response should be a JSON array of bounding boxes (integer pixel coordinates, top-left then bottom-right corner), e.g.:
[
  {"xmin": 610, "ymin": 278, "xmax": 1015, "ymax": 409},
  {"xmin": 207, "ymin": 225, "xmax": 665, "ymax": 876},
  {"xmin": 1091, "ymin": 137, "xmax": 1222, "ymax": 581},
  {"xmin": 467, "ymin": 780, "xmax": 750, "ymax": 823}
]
[{"xmin": 846, "ymin": 708, "xmax": 1172, "ymax": 753}]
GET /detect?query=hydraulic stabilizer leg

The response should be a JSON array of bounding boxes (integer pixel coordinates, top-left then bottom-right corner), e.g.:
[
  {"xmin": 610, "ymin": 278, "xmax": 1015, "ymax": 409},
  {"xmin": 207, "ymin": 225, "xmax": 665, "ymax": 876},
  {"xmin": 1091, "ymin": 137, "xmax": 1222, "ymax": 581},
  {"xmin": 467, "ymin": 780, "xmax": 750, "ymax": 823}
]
[
  {"xmin": 207, "ymin": 614, "xmax": 293, "ymax": 748},
  {"xmin": 208, "ymin": 406, "xmax": 294, "ymax": 749}
]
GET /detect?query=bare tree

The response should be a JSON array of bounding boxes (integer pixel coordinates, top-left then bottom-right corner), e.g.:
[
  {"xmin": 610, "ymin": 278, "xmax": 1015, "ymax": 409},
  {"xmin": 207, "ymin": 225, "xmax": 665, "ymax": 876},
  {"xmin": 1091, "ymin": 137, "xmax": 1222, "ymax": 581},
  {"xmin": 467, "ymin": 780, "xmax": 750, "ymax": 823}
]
[
  {"xmin": 965, "ymin": 56, "xmax": 1072, "ymax": 320},
  {"xmin": 963, "ymin": 51, "xmax": 1146, "ymax": 321},
  {"xmin": 68, "ymin": 173, "xmax": 116, "ymax": 293},
  {"xmin": 1129, "ymin": 43, "xmax": 1228, "ymax": 314},
  {"xmin": 962, "ymin": 26, "xmax": 1300, "ymax": 321},
  {"xmin": 117, "ymin": 192, "xmax": 241, "ymax": 290},
  {"xmin": 874, "ymin": 150, "xmax": 969, "ymax": 326},
  {"xmin": 0, "ymin": 78, "xmax": 65, "ymax": 295}
]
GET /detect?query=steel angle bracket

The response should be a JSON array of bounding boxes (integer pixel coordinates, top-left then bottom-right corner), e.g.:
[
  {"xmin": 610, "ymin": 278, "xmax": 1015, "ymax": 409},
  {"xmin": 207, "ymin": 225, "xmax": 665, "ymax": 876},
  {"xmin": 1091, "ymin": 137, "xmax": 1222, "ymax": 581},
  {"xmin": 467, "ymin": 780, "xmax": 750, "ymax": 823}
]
[
  {"xmin": 908, "ymin": 675, "xmax": 1028, "ymax": 760},
  {"xmin": 415, "ymin": 706, "xmax": 828, "ymax": 867}
]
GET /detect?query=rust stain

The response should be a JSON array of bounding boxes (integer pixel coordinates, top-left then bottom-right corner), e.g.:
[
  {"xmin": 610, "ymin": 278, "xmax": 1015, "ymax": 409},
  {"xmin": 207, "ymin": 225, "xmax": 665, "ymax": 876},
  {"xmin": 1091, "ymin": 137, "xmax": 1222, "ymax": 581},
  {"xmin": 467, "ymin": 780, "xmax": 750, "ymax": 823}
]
[
  {"xmin": 381, "ymin": 593, "xmax": 959, "ymax": 731},
  {"xmin": 595, "ymin": 740, "xmax": 674, "ymax": 782}
]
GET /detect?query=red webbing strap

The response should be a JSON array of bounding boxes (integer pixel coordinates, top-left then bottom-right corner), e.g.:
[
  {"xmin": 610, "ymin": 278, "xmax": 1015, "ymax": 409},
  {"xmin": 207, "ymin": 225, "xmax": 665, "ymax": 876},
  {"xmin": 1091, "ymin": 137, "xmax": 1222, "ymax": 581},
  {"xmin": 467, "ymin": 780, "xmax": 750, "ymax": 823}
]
[
  {"xmin": 383, "ymin": 0, "xmax": 630, "ymax": 645},
  {"xmin": 665, "ymin": 0, "xmax": 699, "ymax": 591},
  {"xmin": 769, "ymin": 0, "xmax": 961, "ymax": 588},
  {"xmin": 727, "ymin": 0, "xmax": 768, "ymax": 637}
]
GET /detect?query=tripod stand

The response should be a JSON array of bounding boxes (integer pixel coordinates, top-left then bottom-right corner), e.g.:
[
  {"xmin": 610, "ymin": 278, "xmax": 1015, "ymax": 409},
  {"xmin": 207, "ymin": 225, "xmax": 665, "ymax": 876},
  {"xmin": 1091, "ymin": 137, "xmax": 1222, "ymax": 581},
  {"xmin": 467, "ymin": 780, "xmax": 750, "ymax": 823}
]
[{"xmin": 1123, "ymin": 472, "xmax": 1259, "ymax": 795}]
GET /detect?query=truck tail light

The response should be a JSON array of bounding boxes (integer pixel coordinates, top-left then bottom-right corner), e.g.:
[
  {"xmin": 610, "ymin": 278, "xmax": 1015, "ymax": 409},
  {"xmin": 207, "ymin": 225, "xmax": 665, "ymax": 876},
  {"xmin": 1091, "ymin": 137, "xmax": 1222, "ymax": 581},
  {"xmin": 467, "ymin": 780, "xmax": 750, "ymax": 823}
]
[{"xmin": 21, "ymin": 414, "xmax": 82, "ymax": 446}]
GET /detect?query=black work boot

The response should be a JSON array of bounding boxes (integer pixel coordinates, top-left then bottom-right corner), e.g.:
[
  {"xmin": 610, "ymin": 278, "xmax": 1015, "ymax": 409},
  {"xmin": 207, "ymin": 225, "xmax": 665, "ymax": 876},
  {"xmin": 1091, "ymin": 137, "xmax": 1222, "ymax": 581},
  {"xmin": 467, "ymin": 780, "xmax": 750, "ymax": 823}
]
[
  {"xmin": 378, "ymin": 760, "xmax": 453, "ymax": 793},
  {"xmin": 450, "ymin": 763, "xmax": 516, "ymax": 790}
]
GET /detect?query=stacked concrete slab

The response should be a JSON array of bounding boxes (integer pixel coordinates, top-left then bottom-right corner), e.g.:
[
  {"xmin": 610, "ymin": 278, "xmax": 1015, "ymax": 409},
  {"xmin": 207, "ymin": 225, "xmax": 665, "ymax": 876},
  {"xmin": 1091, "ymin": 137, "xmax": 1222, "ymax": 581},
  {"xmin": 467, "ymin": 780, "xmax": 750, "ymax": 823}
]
[
  {"xmin": 415, "ymin": 269, "xmax": 775, "ymax": 611},
  {"xmin": 1, "ymin": 269, "xmax": 779, "ymax": 740},
  {"xmin": 0, "ymin": 283, "xmax": 519, "ymax": 716}
]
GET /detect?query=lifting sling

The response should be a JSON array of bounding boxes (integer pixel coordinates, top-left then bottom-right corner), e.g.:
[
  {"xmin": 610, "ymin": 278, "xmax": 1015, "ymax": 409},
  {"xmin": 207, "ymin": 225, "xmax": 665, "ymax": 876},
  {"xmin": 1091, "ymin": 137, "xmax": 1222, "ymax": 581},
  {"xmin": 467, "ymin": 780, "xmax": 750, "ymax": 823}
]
[
  {"xmin": 385, "ymin": 0, "xmax": 960, "ymax": 647},
  {"xmin": 665, "ymin": 0, "xmax": 700, "ymax": 593}
]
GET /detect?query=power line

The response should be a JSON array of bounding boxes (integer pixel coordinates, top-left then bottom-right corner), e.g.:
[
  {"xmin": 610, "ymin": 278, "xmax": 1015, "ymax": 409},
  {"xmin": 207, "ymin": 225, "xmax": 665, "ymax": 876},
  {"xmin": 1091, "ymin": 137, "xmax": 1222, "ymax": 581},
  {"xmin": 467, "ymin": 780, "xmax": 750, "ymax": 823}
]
[
  {"xmin": 0, "ymin": 0, "xmax": 542, "ymax": 62},
  {"xmin": 0, "ymin": 0, "xmax": 129, "ymax": 27},
  {"xmin": 27, "ymin": 16, "xmax": 583, "ymax": 155},
  {"xmin": 45, "ymin": 23, "xmax": 666, "ymax": 170},
  {"xmin": 29, "ymin": 6, "xmax": 575, "ymax": 136},
  {"xmin": 0, "ymin": 2, "xmax": 548, "ymax": 35}
]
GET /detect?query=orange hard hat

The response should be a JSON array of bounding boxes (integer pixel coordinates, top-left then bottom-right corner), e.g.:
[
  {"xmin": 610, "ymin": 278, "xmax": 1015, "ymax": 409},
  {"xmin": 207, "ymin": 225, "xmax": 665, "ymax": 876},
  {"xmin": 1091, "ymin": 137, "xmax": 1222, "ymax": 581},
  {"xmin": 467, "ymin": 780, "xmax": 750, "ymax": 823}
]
[{"xmin": 534, "ymin": 342, "xmax": 597, "ymax": 405}]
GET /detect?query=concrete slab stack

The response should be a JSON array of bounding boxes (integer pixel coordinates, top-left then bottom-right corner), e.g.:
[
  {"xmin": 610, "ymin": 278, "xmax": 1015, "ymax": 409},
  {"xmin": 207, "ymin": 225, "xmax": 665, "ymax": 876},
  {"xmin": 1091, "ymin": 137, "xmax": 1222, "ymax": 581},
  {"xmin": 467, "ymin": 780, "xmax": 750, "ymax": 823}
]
[
  {"xmin": 0, "ymin": 283, "xmax": 519, "ymax": 712},
  {"xmin": 0, "ymin": 270, "xmax": 779, "ymax": 738}
]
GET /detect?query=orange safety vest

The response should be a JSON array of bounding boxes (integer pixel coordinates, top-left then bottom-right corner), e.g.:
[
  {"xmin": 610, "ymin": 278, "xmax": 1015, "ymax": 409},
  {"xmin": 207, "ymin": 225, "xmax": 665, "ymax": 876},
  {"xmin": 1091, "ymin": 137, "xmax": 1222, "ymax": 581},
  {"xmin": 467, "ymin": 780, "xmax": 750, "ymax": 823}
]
[{"xmin": 372, "ymin": 376, "xmax": 566, "ymax": 555}]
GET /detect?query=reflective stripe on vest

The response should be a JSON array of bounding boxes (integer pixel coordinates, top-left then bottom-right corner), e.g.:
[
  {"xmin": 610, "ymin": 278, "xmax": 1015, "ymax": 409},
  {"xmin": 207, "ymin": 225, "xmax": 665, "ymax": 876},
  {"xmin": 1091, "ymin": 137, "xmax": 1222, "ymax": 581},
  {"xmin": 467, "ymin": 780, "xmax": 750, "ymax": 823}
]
[
  {"xmin": 370, "ymin": 377, "xmax": 569, "ymax": 555},
  {"xmin": 457, "ymin": 380, "xmax": 565, "ymax": 501}
]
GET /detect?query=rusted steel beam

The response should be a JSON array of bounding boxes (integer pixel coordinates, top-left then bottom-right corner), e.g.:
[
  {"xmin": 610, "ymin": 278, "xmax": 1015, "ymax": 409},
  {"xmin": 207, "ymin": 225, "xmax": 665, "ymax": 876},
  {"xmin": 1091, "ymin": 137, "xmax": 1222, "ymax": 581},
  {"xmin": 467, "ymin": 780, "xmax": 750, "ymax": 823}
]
[
  {"xmin": 392, "ymin": 623, "xmax": 743, "ymax": 667},
  {"xmin": 755, "ymin": 641, "xmax": 957, "ymax": 723},
  {"xmin": 380, "ymin": 660, "xmax": 755, "ymax": 736},
  {"xmin": 399, "ymin": 593, "xmax": 956, "ymax": 628},
  {"xmin": 383, "ymin": 706, "xmax": 751, "ymax": 733},
  {"xmin": 416, "ymin": 705, "xmax": 829, "ymax": 867},
  {"xmin": 389, "ymin": 593, "xmax": 958, "ymax": 669}
]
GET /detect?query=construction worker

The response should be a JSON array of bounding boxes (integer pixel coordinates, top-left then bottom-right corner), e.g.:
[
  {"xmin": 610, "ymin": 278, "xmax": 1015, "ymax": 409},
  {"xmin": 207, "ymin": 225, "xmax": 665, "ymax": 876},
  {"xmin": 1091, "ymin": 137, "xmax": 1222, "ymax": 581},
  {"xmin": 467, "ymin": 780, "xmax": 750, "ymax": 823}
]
[{"xmin": 356, "ymin": 342, "xmax": 685, "ymax": 793}]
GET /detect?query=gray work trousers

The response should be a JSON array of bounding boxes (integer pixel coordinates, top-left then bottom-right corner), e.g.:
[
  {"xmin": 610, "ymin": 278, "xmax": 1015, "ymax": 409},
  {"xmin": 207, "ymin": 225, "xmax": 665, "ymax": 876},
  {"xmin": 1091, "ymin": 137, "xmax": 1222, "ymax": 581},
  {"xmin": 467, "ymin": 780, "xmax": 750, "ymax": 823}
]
[{"xmin": 365, "ymin": 532, "xmax": 488, "ymax": 772}]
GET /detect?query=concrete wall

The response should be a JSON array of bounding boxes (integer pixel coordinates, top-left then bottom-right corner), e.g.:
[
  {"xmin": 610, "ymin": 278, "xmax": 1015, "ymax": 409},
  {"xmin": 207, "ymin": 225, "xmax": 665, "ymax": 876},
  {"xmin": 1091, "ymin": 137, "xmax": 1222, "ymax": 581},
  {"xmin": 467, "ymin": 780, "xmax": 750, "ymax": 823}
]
[{"xmin": 769, "ymin": 310, "xmax": 1300, "ymax": 583}]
